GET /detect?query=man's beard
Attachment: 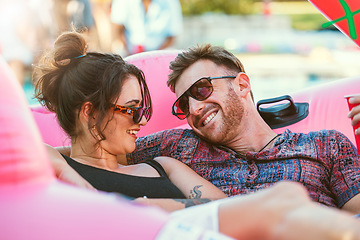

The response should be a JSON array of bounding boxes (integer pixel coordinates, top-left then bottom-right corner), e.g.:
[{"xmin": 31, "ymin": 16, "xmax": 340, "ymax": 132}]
[{"xmin": 201, "ymin": 87, "xmax": 244, "ymax": 145}]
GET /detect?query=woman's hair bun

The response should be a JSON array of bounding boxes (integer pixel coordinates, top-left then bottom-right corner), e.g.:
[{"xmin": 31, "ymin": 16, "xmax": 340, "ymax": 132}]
[
  {"xmin": 53, "ymin": 31, "xmax": 88, "ymax": 67},
  {"xmin": 33, "ymin": 31, "xmax": 89, "ymax": 113}
]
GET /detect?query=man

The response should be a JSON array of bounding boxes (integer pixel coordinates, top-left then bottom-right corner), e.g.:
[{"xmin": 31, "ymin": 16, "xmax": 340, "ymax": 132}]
[
  {"xmin": 53, "ymin": 44, "xmax": 360, "ymax": 214},
  {"xmin": 128, "ymin": 44, "xmax": 360, "ymax": 214}
]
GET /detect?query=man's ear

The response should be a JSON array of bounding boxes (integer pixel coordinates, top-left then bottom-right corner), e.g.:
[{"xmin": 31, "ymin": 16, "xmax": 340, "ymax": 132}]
[{"xmin": 234, "ymin": 72, "xmax": 251, "ymax": 97}]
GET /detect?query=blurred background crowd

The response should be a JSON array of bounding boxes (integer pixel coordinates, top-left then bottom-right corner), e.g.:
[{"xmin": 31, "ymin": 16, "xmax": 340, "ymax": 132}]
[{"xmin": 0, "ymin": 0, "xmax": 359, "ymax": 105}]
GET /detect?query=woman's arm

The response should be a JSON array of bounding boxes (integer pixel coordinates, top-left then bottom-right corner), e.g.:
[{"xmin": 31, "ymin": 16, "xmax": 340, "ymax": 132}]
[
  {"xmin": 45, "ymin": 144, "xmax": 96, "ymax": 190},
  {"xmin": 134, "ymin": 156, "xmax": 227, "ymax": 212}
]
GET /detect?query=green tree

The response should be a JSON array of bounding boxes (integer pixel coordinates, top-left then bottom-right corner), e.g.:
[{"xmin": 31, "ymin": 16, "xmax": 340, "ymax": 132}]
[{"xmin": 180, "ymin": 0, "xmax": 257, "ymax": 15}]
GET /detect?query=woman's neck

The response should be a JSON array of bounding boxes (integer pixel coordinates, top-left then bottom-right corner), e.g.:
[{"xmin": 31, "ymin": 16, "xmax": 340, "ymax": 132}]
[{"xmin": 70, "ymin": 141, "xmax": 121, "ymax": 171}]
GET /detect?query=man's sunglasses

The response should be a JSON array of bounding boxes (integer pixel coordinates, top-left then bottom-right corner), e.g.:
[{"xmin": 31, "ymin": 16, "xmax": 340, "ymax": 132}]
[
  {"xmin": 172, "ymin": 76, "xmax": 237, "ymax": 120},
  {"xmin": 112, "ymin": 104, "xmax": 151, "ymax": 123}
]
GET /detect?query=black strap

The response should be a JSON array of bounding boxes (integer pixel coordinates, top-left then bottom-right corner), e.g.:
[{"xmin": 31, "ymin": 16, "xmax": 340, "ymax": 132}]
[{"xmin": 144, "ymin": 159, "xmax": 168, "ymax": 178}]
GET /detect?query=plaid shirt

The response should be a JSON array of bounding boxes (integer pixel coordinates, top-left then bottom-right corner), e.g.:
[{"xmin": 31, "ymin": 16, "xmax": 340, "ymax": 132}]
[{"xmin": 128, "ymin": 129, "xmax": 360, "ymax": 208}]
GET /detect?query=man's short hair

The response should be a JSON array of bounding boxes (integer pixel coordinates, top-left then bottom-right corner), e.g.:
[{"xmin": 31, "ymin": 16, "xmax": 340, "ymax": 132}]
[{"xmin": 167, "ymin": 44, "xmax": 246, "ymax": 93}]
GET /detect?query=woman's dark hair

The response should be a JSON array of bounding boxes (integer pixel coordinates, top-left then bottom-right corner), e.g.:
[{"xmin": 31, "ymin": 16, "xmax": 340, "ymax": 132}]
[{"xmin": 34, "ymin": 31, "xmax": 152, "ymax": 144}]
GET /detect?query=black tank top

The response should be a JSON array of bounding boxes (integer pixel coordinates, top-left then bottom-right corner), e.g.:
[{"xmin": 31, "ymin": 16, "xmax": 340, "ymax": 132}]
[{"xmin": 61, "ymin": 154, "xmax": 186, "ymax": 199}]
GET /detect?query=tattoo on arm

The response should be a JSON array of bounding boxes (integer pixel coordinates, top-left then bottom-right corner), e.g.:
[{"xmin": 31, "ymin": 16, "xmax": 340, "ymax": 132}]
[
  {"xmin": 173, "ymin": 185, "xmax": 211, "ymax": 208},
  {"xmin": 174, "ymin": 198, "xmax": 211, "ymax": 208},
  {"xmin": 189, "ymin": 185, "xmax": 203, "ymax": 199}
]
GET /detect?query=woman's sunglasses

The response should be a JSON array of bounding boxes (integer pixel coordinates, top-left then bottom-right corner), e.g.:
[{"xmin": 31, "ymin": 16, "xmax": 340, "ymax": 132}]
[
  {"xmin": 172, "ymin": 76, "xmax": 236, "ymax": 120},
  {"xmin": 112, "ymin": 104, "xmax": 151, "ymax": 123}
]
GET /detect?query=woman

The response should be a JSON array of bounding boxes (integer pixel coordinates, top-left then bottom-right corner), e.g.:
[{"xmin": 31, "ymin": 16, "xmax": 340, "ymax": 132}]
[{"xmin": 34, "ymin": 31, "xmax": 226, "ymax": 211}]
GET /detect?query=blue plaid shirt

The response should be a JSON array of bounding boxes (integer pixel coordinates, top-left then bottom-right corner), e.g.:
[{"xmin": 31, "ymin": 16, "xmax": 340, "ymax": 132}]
[{"xmin": 128, "ymin": 129, "xmax": 360, "ymax": 208}]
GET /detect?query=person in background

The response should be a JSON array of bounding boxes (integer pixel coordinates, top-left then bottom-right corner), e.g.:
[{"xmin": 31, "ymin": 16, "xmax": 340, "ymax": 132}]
[{"xmin": 110, "ymin": 0, "xmax": 183, "ymax": 56}]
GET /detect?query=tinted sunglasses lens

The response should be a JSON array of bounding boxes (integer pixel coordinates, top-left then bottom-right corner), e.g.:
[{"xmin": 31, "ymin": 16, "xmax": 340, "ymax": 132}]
[
  {"xmin": 133, "ymin": 107, "xmax": 150, "ymax": 123},
  {"xmin": 143, "ymin": 108, "xmax": 151, "ymax": 121},
  {"xmin": 173, "ymin": 96, "xmax": 189, "ymax": 119},
  {"xmin": 133, "ymin": 108, "xmax": 143, "ymax": 123},
  {"xmin": 189, "ymin": 78, "xmax": 213, "ymax": 100},
  {"xmin": 172, "ymin": 78, "xmax": 213, "ymax": 120}
]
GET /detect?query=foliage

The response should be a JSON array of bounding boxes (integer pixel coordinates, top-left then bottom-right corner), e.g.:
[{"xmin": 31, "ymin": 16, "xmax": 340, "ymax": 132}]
[
  {"xmin": 290, "ymin": 13, "xmax": 333, "ymax": 31},
  {"xmin": 179, "ymin": 0, "xmax": 257, "ymax": 16}
]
